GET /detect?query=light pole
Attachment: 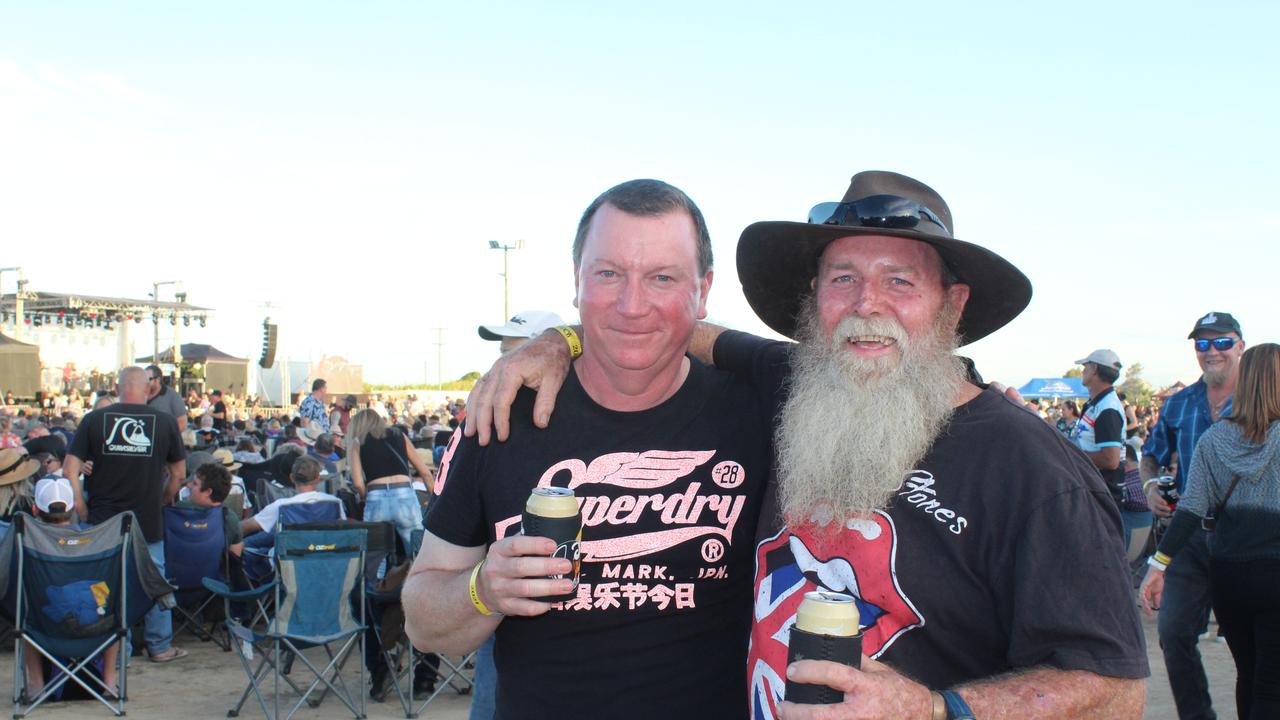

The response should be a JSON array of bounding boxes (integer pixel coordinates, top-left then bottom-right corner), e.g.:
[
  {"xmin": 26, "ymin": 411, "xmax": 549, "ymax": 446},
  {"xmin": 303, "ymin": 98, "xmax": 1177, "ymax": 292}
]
[
  {"xmin": 151, "ymin": 280, "xmax": 178, "ymax": 363},
  {"xmin": 0, "ymin": 267, "xmax": 26, "ymax": 341},
  {"xmin": 488, "ymin": 240, "xmax": 523, "ymax": 320}
]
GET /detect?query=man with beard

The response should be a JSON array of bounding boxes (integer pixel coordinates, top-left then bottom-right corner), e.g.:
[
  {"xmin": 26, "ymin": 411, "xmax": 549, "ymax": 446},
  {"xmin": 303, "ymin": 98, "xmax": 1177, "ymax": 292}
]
[{"xmin": 466, "ymin": 171, "xmax": 1147, "ymax": 719}]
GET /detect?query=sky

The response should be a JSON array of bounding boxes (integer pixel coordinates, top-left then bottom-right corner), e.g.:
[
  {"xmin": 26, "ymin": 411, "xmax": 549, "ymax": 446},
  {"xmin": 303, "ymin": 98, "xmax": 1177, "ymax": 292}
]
[{"xmin": 2, "ymin": 1, "xmax": 1277, "ymax": 389}]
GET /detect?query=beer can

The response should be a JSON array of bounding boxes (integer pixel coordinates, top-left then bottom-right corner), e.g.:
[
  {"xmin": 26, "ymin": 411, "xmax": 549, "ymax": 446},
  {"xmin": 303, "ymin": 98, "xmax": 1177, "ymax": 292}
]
[
  {"xmin": 785, "ymin": 591, "xmax": 862, "ymax": 705},
  {"xmin": 1156, "ymin": 476, "xmax": 1179, "ymax": 509},
  {"xmin": 521, "ymin": 487, "xmax": 582, "ymax": 601}
]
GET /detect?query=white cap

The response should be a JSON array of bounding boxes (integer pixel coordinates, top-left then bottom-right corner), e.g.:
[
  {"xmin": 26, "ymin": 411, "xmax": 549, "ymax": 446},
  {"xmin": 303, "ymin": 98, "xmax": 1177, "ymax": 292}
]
[
  {"xmin": 1074, "ymin": 348, "xmax": 1122, "ymax": 371},
  {"xmin": 478, "ymin": 310, "xmax": 565, "ymax": 341},
  {"xmin": 35, "ymin": 476, "xmax": 75, "ymax": 513}
]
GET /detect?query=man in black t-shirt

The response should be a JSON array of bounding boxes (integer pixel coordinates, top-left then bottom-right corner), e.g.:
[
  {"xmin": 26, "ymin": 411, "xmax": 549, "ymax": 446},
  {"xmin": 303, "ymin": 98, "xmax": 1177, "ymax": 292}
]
[
  {"xmin": 470, "ymin": 172, "xmax": 1147, "ymax": 720},
  {"xmin": 65, "ymin": 366, "xmax": 188, "ymax": 663},
  {"xmin": 404, "ymin": 180, "xmax": 771, "ymax": 720},
  {"xmin": 209, "ymin": 389, "xmax": 228, "ymax": 431}
]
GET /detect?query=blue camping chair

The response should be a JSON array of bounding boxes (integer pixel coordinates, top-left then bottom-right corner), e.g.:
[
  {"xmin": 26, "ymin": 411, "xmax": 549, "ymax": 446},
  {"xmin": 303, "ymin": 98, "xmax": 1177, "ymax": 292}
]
[
  {"xmin": 393, "ymin": 528, "xmax": 473, "ymax": 717},
  {"xmin": 163, "ymin": 505, "xmax": 231, "ymax": 650},
  {"xmin": 1, "ymin": 512, "xmax": 172, "ymax": 717},
  {"xmin": 205, "ymin": 527, "xmax": 368, "ymax": 720},
  {"xmin": 243, "ymin": 498, "xmax": 343, "ymax": 584}
]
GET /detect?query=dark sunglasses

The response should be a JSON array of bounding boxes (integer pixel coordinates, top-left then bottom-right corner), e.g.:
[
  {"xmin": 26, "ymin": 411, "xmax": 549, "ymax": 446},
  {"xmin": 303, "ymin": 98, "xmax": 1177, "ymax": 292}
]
[
  {"xmin": 808, "ymin": 194, "xmax": 947, "ymax": 232},
  {"xmin": 1194, "ymin": 337, "xmax": 1236, "ymax": 353}
]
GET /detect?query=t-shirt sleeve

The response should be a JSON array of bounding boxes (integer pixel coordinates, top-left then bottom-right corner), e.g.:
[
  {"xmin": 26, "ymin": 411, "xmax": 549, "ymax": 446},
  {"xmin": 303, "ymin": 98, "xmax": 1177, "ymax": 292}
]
[
  {"xmin": 712, "ymin": 330, "xmax": 793, "ymax": 414},
  {"xmin": 224, "ymin": 508, "xmax": 244, "ymax": 545},
  {"xmin": 422, "ymin": 431, "xmax": 489, "ymax": 548},
  {"xmin": 163, "ymin": 415, "xmax": 186, "ymax": 462},
  {"xmin": 1092, "ymin": 409, "xmax": 1124, "ymax": 447},
  {"xmin": 67, "ymin": 418, "xmax": 91, "ymax": 462},
  {"xmin": 1003, "ymin": 488, "xmax": 1148, "ymax": 678},
  {"xmin": 253, "ymin": 501, "xmax": 280, "ymax": 531}
]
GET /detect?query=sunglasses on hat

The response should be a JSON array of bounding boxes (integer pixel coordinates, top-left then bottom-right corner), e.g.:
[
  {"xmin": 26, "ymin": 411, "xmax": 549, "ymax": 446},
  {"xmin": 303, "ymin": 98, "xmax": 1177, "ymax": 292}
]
[
  {"xmin": 808, "ymin": 194, "xmax": 948, "ymax": 232},
  {"xmin": 1194, "ymin": 337, "xmax": 1236, "ymax": 353}
]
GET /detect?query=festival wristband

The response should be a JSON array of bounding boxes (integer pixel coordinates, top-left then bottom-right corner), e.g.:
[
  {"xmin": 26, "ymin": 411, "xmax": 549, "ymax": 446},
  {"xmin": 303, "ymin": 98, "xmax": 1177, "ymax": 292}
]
[
  {"xmin": 941, "ymin": 689, "xmax": 976, "ymax": 720},
  {"xmin": 554, "ymin": 326, "xmax": 583, "ymax": 359},
  {"xmin": 469, "ymin": 560, "xmax": 496, "ymax": 616},
  {"xmin": 1143, "ymin": 478, "xmax": 1161, "ymax": 492},
  {"xmin": 1147, "ymin": 556, "xmax": 1169, "ymax": 571}
]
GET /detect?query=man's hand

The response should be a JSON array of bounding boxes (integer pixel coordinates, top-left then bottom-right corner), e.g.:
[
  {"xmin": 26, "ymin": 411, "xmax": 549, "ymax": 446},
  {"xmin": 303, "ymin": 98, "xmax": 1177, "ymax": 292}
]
[
  {"xmin": 1146, "ymin": 484, "xmax": 1173, "ymax": 518},
  {"xmin": 465, "ymin": 330, "xmax": 572, "ymax": 446},
  {"xmin": 777, "ymin": 657, "xmax": 933, "ymax": 720},
  {"xmin": 1139, "ymin": 567, "xmax": 1165, "ymax": 616},
  {"xmin": 476, "ymin": 535, "xmax": 576, "ymax": 616},
  {"xmin": 987, "ymin": 380, "xmax": 1026, "ymax": 406}
]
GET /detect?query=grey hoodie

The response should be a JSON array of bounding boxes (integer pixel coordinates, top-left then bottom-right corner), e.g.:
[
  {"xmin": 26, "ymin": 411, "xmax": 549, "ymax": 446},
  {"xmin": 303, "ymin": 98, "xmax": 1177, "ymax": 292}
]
[{"xmin": 1158, "ymin": 419, "xmax": 1280, "ymax": 562}]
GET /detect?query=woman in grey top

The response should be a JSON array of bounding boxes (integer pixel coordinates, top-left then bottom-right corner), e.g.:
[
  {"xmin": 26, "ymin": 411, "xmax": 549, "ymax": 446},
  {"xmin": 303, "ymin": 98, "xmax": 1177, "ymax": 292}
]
[{"xmin": 1141, "ymin": 342, "xmax": 1280, "ymax": 720}]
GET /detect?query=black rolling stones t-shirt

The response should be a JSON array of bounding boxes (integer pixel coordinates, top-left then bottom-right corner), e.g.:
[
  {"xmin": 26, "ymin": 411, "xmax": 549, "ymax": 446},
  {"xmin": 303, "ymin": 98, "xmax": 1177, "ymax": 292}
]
[
  {"xmin": 68, "ymin": 403, "xmax": 185, "ymax": 543},
  {"xmin": 426, "ymin": 358, "xmax": 771, "ymax": 720},
  {"xmin": 710, "ymin": 331, "xmax": 1148, "ymax": 720}
]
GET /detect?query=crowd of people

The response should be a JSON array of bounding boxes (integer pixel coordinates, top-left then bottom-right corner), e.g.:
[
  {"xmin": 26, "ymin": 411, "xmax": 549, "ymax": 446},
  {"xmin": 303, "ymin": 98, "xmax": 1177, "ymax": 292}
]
[
  {"xmin": 0, "ymin": 366, "xmax": 476, "ymax": 706},
  {"xmin": 3, "ymin": 172, "xmax": 1279, "ymax": 720}
]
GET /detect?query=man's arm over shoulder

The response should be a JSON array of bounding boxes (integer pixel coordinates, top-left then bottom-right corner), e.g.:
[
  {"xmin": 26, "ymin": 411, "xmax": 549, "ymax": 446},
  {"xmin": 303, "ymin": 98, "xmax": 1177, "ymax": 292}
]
[{"xmin": 958, "ymin": 667, "xmax": 1143, "ymax": 719}]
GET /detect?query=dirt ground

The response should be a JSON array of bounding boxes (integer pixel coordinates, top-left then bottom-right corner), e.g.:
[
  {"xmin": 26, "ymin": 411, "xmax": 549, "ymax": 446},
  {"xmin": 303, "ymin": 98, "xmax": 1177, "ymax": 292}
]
[{"xmin": 0, "ymin": 610, "xmax": 1239, "ymax": 719}]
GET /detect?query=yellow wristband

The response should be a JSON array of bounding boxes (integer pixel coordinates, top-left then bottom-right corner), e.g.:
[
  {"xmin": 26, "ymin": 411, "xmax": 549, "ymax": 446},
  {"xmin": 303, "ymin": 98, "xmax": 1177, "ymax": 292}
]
[
  {"xmin": 469, "ymin": 560, "xmax": 496, "ymax": 616},
  {"xmin": 554, "ymin": 325, "xmax": 583, "ymax": 359},
  {"xmin": 1153, "ymin": 551, "xmax": 1172, "ymax": 566},
  {"xmin": 930, "ymin": 690, "xmax": 947, "ymax": 720}
]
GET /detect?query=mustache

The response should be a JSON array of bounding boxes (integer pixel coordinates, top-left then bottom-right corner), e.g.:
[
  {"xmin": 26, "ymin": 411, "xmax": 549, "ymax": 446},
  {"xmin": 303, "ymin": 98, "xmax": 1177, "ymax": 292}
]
[{"xmin": 828, "ymin": 315, "xmax": 908, "ymax": 349}]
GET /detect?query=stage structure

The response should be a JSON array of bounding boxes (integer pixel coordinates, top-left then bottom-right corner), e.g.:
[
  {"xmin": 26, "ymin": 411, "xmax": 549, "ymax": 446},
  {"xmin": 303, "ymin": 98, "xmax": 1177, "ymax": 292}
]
[
  {"xmin": 136, "ymin": 344, "xmax": 249, "ymax": 398},
  {"xmin": 0, "ymin": 289, "xmax": 213, "ymax": 394}
]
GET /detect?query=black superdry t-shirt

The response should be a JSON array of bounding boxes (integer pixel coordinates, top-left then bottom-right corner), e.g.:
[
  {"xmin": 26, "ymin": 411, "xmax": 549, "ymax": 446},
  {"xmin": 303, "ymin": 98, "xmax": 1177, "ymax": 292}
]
[
  {"xmin": 69, "ymin": 403, "xmax": 186, "ymax": 542},
  {"xmin": 425, "ymin": 358, "xmax": 771, "ymax": 720}
]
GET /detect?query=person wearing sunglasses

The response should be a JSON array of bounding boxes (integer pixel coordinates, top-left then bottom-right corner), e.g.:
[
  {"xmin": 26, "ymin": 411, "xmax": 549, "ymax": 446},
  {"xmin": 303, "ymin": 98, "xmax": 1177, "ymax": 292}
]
[
  {"xmin": 145, "ymin": 364, "xmax": 188, "ymax": 434},
  {"xmin": 1141, "ymin": 311, "xmax": 1245, "ymax": 719},
  {"xmin": 464, "ymin": 171, "xmax": 1147, "ymax": 719}
]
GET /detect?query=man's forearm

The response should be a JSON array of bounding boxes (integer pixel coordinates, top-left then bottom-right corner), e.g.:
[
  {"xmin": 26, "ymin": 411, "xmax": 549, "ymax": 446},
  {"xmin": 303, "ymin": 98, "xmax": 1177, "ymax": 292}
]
[
  {"xmin": 957, "ymin": 668, "xmax": 1143, "ymax": 719},
  {"xmin": 402, "ymin": 569, "xmax": 502, "ymax": 655},
  {"xmin": 688, "ymin": 321, "xmax": 728, "ymax": 366},
  {"xmin": 1084, "ymin": 447, "xmax": 1121, "ymax": 471}
]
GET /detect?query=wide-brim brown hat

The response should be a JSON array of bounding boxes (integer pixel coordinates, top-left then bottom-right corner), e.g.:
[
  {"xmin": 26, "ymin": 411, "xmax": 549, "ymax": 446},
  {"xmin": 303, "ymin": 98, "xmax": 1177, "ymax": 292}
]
[
  {"xmin": 0, "ymin": 448, "xmax": 40, "ymax": 487},
  {"xmin": 737, "ymin": 170, "xmax": 1032, "ymax": 345}
]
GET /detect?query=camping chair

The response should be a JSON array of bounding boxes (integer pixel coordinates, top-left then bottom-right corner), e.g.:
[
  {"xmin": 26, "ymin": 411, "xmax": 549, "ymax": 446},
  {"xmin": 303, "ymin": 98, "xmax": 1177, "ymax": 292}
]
[
  {"xmin": 1, "ymin": 512, "xmax": 173, "ymax": 718},
  {"xmin": 163, "ymin": 505, "xmax": 231, "ymax": 650},
  {"xmin": 242, "ymin": 498, "xmax": 343, "ymax": 584},
  {"xmin": 205, "ymin": 527, "xmax": 368, "ymax": 720},
  {"xmin": 384, "ymin": 528, "xmax": 473, "ymax": 717}
]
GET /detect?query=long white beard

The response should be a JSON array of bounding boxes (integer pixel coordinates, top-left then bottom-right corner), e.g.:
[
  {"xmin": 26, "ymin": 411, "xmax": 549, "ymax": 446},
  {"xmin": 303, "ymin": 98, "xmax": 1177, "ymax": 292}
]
[{"xmin": 776, "ymin": 298, "xmax": 966, "ymax": 524}]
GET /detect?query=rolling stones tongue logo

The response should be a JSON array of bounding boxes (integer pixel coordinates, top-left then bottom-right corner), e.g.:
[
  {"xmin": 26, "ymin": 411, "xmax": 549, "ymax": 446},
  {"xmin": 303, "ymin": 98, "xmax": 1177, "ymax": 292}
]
[
  {"xmin": 748, "ymin": 512, "xmax": 923, "ymax": 720},
  {"xmin": 493, "ymin": 450, "xmax": 748, "ymax": 562}
]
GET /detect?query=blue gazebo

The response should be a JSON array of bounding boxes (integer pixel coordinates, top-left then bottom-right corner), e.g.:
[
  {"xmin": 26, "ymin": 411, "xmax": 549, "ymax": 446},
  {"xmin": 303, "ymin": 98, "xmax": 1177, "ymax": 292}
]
[{"xmin": 1017, "ymin": 377, "xmax": 1089, "ymax": 399}]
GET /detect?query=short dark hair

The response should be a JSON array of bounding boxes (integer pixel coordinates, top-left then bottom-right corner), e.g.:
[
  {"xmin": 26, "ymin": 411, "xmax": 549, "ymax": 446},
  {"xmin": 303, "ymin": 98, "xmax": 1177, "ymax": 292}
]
[
  {"xmin": 211, "ymin": 389, "xmax": 222, "ymax": 397},
  {"xmin": 1094, "ymin": 363, "xmax": 1121, "ymax": 384},
  {"xmin": 572, "ymin": 179, "xmax": 712, "ymax": 275},
  {"xmin": 290, "ymin": 455, "xmax": 322, "ymax": 486},
  {"xmin": 314, "ymin": 433, "xmax": 335, "ymax": 455},
  {"xmin": 196, "ymin": 462, "xmax": 233, "ymax": 503},
  {"xmin": 146, "ymin": 364, "xmax": 162, "ymax": 380},
  {"xmin": 312, "ymin": 379, "xmax": 326, "ymax": 392}
]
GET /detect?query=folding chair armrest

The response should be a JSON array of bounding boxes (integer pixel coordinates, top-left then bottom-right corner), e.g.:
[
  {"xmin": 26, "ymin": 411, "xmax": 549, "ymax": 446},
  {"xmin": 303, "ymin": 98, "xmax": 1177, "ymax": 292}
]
[{"xmin": 203, "ymin": 577, "xmax": 276, "ymax": 600}]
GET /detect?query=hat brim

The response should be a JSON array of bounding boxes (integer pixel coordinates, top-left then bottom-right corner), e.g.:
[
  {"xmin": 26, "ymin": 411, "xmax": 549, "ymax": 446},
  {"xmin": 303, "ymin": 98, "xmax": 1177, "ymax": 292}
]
[
  {"xmin": 478, "ymin": 325, "xmax": 528, "ymax": 341},
  {"xmin": 0, "ymin": 458, "xmax": 39, "ymax": 486},
  {"xmin": 736, "ymin": 222, "xmax": 1032, "ymax": 345}
]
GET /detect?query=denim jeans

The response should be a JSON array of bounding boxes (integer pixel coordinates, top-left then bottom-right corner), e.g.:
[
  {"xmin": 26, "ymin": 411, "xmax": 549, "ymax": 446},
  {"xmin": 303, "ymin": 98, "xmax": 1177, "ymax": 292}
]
[
  {"xmin": 1158, "ymin": 529, "xmax": 1217, "ymax": 719},
  {"xmin": 144, "ymin": 540, "xmax": 173, "ymax": 654},
  {"xmin": 1121, "ymin": 509, "xmax": 1153, "ymax": 553},
  {"xmin": 363, "ymin": 486, "xmax": 423, "ymax": 554},
  {"xmin": 468, "ymin": 634, "xmax": 496, "ymax": 720}
]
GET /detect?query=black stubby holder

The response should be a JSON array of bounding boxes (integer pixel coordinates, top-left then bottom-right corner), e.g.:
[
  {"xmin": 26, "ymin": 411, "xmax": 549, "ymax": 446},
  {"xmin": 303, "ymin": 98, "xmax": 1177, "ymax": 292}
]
[
  {"xmin": 521, "ymin": 511, "xmax": 581, "ymax": 601},
  {"xmin": 784, "ymin": 627, "xmax": 862, "ymax": 704}
]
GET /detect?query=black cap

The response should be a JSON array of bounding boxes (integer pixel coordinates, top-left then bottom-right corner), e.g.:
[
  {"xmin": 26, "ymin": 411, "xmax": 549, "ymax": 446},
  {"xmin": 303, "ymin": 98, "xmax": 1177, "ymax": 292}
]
[{"xmin": 1187, "ymin": 311, "xmax": 1242, "ymax": 339}]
